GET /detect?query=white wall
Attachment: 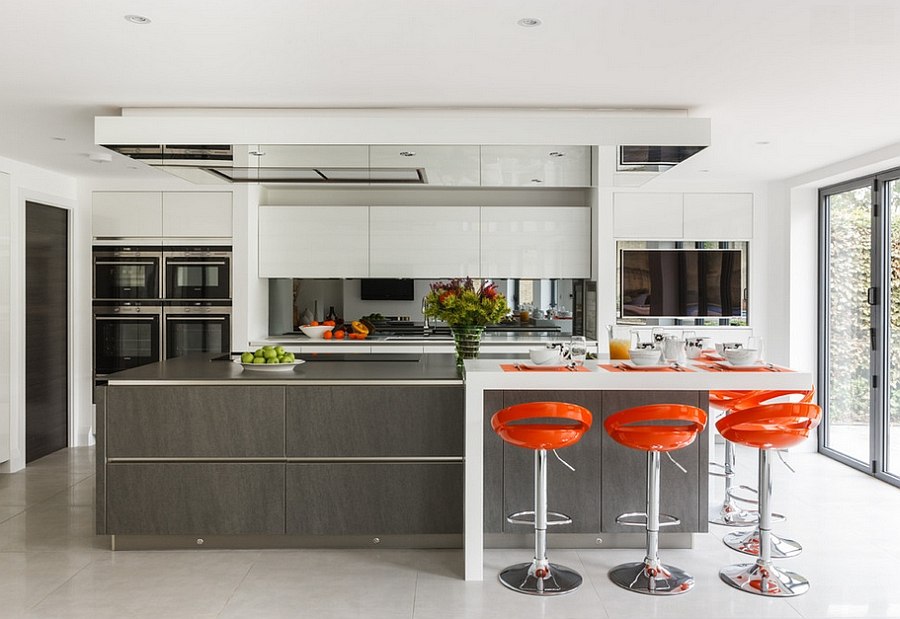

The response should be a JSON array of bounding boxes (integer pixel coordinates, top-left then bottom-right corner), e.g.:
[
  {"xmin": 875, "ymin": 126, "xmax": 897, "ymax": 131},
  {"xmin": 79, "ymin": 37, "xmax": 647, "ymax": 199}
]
[{"xmin": 0, "ymin": 156, "xmax": 78, "ymax": 472}]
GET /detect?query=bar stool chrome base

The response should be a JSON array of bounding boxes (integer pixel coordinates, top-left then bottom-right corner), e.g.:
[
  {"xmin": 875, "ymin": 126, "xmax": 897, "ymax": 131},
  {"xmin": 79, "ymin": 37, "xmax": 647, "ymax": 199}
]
[
  {"xmin": 499, "ymin": 560, "xmax": 582, "ymax": 596},
  {"xmin": 719, "ymin": 562, "xmax": 810, "ymax": 597},
  {"xmin": 709, "ymin": 500, "xmax": 759, "ymax": 527},
  {"xmin": 723, "ymin": 529, "xmax": 802, "ymax": 558},
  {"xmin": 609, "ymin": 560, "xmax": 694, "ymax": 596}
]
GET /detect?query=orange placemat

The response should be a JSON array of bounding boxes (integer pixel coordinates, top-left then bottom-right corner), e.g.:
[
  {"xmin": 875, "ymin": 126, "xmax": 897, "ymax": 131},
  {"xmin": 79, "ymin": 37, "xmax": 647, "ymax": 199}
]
[
  {"xmin": 599, "ymin": 364, "xmax": 692, "ymax": 373},
  {"xmin": 694, "ymin": 362, "xmax": 794, "ymax": 373},
  {"xmin": 501, "ymin": 364, "xmax": 591, "ymax": 372}
]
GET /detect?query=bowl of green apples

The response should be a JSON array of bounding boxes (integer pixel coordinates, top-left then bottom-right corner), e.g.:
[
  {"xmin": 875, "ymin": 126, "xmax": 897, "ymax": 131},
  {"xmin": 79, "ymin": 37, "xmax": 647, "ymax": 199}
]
[{"xmin": 236, "ymin": 346, "xmax": 304, "ymax": 371}]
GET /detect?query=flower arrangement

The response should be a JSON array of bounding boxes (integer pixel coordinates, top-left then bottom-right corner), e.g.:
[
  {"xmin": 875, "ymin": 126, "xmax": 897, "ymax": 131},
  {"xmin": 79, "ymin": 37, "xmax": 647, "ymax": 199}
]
[{"xmin": 423, "ymin": 278, "xmax": 510, "ymax": 327}]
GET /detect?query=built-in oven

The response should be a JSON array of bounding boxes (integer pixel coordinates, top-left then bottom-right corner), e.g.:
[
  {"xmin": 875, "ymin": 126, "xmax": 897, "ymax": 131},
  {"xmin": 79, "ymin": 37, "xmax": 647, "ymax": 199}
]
[
  {"xmin": 164, "ymin": 303, "xmax": 231, "ymax": 359},
  {"xmin": 163, "ymin": 247, "xmax": 231, "ymax": 301},
  {"xmin": 93, "ymin": 246, "xmax": 162, "ymax": 301},
  {"xmin": 93, "ymin": 303, "xmax": 162, "ymax": 377}
]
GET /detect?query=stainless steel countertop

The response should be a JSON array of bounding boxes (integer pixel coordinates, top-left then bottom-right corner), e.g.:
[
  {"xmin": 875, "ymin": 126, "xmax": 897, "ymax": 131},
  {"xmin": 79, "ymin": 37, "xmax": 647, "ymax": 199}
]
[{"xmin": 102, "ymin": 353, "xmax": 464, "ymax": 385}]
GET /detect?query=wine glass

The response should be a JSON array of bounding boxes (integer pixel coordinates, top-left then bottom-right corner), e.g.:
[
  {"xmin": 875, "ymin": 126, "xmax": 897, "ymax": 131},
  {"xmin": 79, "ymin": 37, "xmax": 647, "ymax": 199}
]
[{"xmin": 569, "ymin": 336, "xmax": 587, "ymax": 367}]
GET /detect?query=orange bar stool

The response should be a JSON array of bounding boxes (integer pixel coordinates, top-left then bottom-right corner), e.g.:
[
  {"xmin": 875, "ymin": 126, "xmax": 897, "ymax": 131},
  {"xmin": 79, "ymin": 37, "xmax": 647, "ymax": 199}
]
[
  {"xmin": 604, "ymin": 404, "xmax": 707, "ymax": 595},
  {"xmin": 709, "ymin": 390, "xmax": 756, "ymax": 527},
  {"xmin": 720, "ymin": 389, "xmax": 815, "ymax": 560},
  {"xmin": 491, "ymin": 401, "xmax": 593, "ymax": 595},
  {"xmin": 717, "ymin": 401, "xmax": 821, "ymax": 597}
]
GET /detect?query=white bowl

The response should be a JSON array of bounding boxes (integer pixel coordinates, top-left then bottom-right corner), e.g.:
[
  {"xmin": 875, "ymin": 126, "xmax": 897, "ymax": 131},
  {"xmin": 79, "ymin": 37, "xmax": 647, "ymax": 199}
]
[
  {"xmin": 723, "ymin": 348, "xmax": 759, "ymax": 366},
  {"xmin": 629, "ymin": 348, "xmax": 662, "ymax": 366},
  {"xmin": 715, "ymin": 342, "xmax": 743, "ymax": 356},
  {"xmin": 300, "ymin": 325, "xmax": 333, "ymax": 339},
  {"xmin": 529, "ymin": 347, "xmax": 564, "ymax": 365}
]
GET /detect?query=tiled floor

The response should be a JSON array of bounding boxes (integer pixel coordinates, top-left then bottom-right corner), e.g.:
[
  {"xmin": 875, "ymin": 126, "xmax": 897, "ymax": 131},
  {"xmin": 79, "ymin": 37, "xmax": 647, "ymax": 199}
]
[{"xmin": 1, "ymin": 445, "xmax": 899, "ymax": 618}]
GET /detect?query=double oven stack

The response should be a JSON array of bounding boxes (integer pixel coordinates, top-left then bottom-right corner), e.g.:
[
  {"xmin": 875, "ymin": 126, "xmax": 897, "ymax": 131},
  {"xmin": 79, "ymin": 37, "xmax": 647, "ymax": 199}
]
[{"xmin": 92, "ymin": 246, "xmax": 232, "ymax": 378}]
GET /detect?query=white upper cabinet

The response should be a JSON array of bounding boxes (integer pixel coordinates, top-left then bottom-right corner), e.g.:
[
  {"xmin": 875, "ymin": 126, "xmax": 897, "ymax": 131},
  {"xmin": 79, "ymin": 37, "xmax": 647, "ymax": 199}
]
[
  {"xmin": 682, "ymin": 193, "xmax": 753, "ymax": 239},
  {"xmin": 613, "ymin": 193, "xmax": 684, "ymax": 239},
  {"xmin": 92, "ymin": 192, "xmax": 163, "ymax": 238},
  {"xmin": 481, "ymin": 207, "xmax": 591, "ymax": 278},
  {"xmin": 369, "ymin": 145, "xmax": 480, "ymax": 186},
  {"xmin": 480, "ymin": 146, "xmax": 591, "ymax": 187},
  {"xmin": 258, "ymin": 206, "xmax": 369, "ymax": 278},
  {"xmin": 257, "ymin": 145, "xmax": 369, "ymax": 168},
  {"xmin": 162, "ymin": 192, "xmax": 232, "ymax": 238},
  {"xmin": 369, "ymin": 206, "xmax": 480, "ymax": 278}
]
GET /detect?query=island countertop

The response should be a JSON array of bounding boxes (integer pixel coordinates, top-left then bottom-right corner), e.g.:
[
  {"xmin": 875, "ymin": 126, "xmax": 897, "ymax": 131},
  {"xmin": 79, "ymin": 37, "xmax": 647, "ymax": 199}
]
[{"xmin": 102, "ymin": 352, "xmax": 463, "ymax": 385}]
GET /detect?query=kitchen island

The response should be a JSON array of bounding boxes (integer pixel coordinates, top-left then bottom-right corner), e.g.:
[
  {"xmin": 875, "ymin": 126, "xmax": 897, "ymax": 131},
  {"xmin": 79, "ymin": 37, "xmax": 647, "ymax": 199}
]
[{"xmin": 96, "ymin": 353, "xmax": 813, "ymax": 582}]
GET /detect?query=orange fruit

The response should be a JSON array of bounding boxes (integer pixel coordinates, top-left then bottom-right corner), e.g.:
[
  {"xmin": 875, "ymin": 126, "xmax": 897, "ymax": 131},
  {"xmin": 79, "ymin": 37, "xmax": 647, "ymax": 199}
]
[{"xmin": 323, "ymin": 331, "xmax": 333, "ymax": 340}]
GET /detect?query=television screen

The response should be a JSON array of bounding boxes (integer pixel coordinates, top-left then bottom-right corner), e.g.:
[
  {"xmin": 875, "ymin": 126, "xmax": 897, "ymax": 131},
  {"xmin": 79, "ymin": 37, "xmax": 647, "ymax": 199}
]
[
  {"xmin": 620, "ymin": 249, "xmax": 744, "ymax": 318},
  {"xmin": 360, "ymin": 279, "xmax": 415, "ymax": 301}
]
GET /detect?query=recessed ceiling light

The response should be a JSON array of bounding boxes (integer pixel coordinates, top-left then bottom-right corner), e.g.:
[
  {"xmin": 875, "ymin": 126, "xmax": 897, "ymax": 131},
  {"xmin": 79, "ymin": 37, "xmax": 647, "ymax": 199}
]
[
  {"xmin": 51, "ymin": 136, "xmax": 66, "ymax": 142},
  {"xmin": 517, "ymin": 17, "xmax": 542, "ymax": 27},
  {"xmin": 124, "ymin": 15, "xmax": 151, "ymax": 25},
  {"xmin": 698, "ymin": 169, "xmax": 710, "ymax": 173},
  {"xmin": 755, "ymin": 141, "xmax": 771, "ymax": 145}
]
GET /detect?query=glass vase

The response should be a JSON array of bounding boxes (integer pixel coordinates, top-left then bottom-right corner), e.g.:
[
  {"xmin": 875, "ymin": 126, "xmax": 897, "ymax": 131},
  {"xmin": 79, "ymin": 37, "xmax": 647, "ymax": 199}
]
[{"xmin": 451, "ymin": 325, "xmax": 485, "ymax": 368}]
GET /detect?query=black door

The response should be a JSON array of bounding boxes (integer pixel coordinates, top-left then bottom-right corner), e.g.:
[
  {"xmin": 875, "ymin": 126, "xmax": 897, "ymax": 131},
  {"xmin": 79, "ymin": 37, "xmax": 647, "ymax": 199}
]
[{"xmin": 26, "ymin": 202, "xmax": 68, "ymax": 462}]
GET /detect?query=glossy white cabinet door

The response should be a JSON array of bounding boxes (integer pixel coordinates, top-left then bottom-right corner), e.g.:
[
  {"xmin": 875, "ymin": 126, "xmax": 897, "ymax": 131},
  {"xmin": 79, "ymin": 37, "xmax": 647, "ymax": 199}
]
[
  {"xmin": 162, "ymin": 192, "xmax": 232, "ymax": 238},
  {"xmin": 258, "ymin": 206, "xmax": 369, "ymax": 278},
  {"xmin": 369, "ymin": 145, "xmax": 480, "ymax": 186},
  {"xmin": 92, "ymin": 192, "xmax": 163, "ymax": 238},
  {"xmin": 682, "ymin": 193, "xmax": 753, "ymax": 239},
  {"xmin": 370, "ymin": 206, "xmax": 480, "ymax": 278},
  {"xmin": 480, "ymin": 145, "xmax": 591, "ymax": 187},
  {"xmin": 257, "ymin": 145, "xmax": 369, "ymax": 168},
  {"xmin": 480, "ymin": 207, "xmax": 591, "ymax": 278},
  {"xmin": 613, "ymin": 193, "xmax": 683, "ymax": 238}
]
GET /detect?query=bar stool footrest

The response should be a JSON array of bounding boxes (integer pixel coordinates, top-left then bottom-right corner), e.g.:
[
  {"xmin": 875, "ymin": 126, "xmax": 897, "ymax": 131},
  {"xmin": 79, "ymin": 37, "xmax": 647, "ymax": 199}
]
[
  {"xmin": 726, "ymin": 485, "xmax": 760, "ymax": 504},
  {"xmin": 708, "ymin": 462, "xmax": 735, "ymax": 479},
  {"xmin": 615, "ymin": 511, "xmax": 681, "ymax": 528},
  {"xmin": 506, "ymin": 510, "xmax": 573, "ymax": 527}
]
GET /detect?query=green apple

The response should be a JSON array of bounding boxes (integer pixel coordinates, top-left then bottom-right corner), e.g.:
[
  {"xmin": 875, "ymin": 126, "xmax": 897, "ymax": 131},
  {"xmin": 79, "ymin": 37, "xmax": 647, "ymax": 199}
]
[
  {"xmin": 275, "ymin": 346, "xmax": 286, "ymax": 355},
  {"xmin": 240, "ymin": 352, "xmax": 254, "ymax": 364},
  {"xmin": 252, "ymin": 357, "xmax": 266, "ymax": 364},
  {"xmin": 254, "ymin": 348, "xmax": 264, "ymax": 358},
  {"xmin": 284, "ymin": 352, "xmax": 295, "ymax": 362},
  {"xmin": 266, "ymin": 357, "xmax": 277, "ymax": 364}
]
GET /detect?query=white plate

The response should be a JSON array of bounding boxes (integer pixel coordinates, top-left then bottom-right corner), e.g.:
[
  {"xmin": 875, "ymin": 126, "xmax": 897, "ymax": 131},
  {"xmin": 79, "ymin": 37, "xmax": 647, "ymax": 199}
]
[
  {"xmin": 620, "ymin": 360, "xmax": 673, "ymax": 370},
  {"xmin": 236, "ymin": 359, "xmax": 305, "ymax": 372},
  {"xmin": 520, "ymin": 362, "xmax": 571, "ymax": 369},
  {"xmin": 716, "ymin": 360, "xmax": 766, "ymax": 369}
]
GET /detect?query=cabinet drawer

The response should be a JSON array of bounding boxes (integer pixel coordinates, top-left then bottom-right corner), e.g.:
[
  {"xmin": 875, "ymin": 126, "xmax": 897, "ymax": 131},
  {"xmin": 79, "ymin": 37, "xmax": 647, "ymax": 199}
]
[
  {"xmin": 285, "ymin": 386, "xmax": 463, "ymax": 457},
  {"xmin": 107, "ymin": 463, "xmax": 285, "ymax": 535},
  {"xmin": 286, "ymin": 462, "xmax": 462, "ymax": 535},
  {"xmin": 107, "ymin": 386, "xmax": 284, "ymax": 458}
]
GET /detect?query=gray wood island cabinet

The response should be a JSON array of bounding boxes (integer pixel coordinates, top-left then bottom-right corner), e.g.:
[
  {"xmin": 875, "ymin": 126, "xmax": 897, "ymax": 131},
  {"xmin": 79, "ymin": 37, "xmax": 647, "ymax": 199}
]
[{"xmin": 96, "ymin": 353, "xmax": 712, "ymax": 554}]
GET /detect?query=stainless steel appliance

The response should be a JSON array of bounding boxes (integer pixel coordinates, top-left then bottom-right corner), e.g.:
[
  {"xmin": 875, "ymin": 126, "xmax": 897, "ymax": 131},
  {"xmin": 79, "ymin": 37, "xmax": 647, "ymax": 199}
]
[
  {"xmin": 164, "ymin": 303, "xmax": 231, "ymax": 359},
  {"xmin": 93, "ymin": 246, "xmax": 162, "ymax": 301},
  {"xmin": 93, "ymin": 303, "xmax": 162, "ymax": 377},
  {"xmin": 163, "ymin": 246, "xmax": 231, "ymax": 301}
]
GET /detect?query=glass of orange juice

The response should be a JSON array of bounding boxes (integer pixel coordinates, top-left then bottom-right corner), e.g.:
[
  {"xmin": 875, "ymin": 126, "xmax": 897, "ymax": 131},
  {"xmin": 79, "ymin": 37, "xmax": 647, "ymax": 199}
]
[{"xmin": 607, "ymin": 325, "xmax": 631, "ymax": 360}]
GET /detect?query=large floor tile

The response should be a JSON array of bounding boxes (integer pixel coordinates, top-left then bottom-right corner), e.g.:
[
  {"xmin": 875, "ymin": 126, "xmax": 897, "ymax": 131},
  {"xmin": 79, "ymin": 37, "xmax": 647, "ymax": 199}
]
[
  {"xmin": 26, "ymin": 550, "xmax": 258, "ymax": 619},
  {"xmin": 0, "ymin": 551, "xmax": 94, "ymax": 616}
]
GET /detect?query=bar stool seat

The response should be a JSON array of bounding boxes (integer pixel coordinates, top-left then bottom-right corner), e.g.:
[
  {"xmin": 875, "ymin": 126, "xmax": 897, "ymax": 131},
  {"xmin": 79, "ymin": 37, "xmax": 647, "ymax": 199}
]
[
  {"xmin": 491, "ymin": 401, "xmax": 592, "ymax": 596},
  {"xmin": 717, "ymin": 401, "xmax": 821, "ymax": 597},
  {"xmin": 604, "ymin": 404, "xmax": 707, "ymax": 595}
]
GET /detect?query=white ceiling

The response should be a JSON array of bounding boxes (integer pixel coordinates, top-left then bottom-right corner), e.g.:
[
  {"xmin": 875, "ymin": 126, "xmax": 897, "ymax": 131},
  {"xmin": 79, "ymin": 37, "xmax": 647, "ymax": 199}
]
[{"xmin": 1, "ymin": 0, "xmax": 898, "ymax": 183}]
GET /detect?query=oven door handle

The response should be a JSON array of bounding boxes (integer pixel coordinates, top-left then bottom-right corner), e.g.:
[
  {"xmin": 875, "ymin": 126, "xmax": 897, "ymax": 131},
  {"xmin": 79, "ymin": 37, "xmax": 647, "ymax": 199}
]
[
  {"xmin": 166, "ymin": 261, "xmax": 228, "ymax": 266},
  {"xmin": 165, "ymin": 316, "xmax": 228, "ymax": 321},
  {"xmin": 95, "ymin": 261, "xmax": 158, "ymax": 266},
  {"xmin": 95, "ymin": 316, "xmax": 160, "ymax": 321}
]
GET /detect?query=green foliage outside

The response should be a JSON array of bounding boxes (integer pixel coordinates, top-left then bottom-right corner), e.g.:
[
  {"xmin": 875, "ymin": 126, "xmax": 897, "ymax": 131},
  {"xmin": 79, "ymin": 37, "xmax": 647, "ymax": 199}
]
[{"xmin": 826, "ymin": 183, "xmax": 900, "ymax": 425}]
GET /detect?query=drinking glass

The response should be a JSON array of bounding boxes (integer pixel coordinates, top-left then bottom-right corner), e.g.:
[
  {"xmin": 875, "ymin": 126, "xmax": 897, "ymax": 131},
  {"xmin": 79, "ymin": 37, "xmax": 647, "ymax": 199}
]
[
  {"xmin": 651, "ymin": 327, "xmax": 667, "ymax": 350},
  {"xmin": 569, "ymin": 336, "xmax": 587, "ymax": 366},
  {"xmin": 607, "ymin": 325, "xmax": 630, "ymax": 360}
]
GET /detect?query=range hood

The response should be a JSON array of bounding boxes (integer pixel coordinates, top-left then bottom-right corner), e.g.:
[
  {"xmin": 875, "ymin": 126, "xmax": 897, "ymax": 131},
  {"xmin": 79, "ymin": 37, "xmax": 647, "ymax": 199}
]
[
  {"xmin": 617, "ymin": 145, "xmax": 707, "ymax": 172},
  {"xmin": 103, "ymin": 144, "xmax": 427, "ymax": 184}
]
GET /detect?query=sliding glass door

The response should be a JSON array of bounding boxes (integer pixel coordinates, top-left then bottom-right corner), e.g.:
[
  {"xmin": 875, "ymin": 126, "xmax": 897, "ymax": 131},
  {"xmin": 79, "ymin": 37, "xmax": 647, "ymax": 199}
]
[
  {"xmin": 821, "ymin": 182, "xmax": 874, "ymax": 467},
  {"xmin": 821, "ymin": 170, "xmax": 900, "ymax": 486}
]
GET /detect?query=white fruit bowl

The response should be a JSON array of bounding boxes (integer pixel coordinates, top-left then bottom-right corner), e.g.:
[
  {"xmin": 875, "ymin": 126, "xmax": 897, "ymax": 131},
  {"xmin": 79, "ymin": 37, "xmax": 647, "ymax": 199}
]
[
  {"xmin": 300, "ymin": 325, "xmax": 333, "ymax": 339},
  {"xmin": 723, "ymin": 348, "xmax": 759, "ymax": 366},
  {"xmin": 629, "ymin": 348, "xmax": 662, "ymax": 366}
]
